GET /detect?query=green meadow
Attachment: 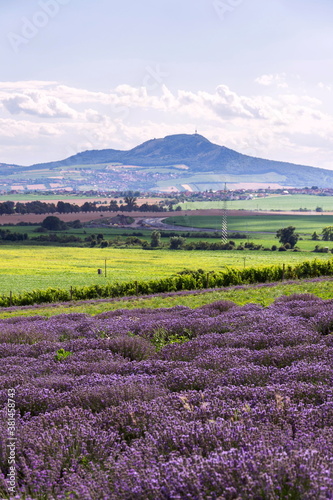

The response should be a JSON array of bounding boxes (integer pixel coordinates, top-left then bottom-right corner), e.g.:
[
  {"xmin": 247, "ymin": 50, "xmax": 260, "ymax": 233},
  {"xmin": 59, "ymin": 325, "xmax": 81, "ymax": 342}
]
[
  {"xmin": 163, "ymin": 214, "xmax": 333, "ymax": 251},
  {"xmin": 0, "ymin": 211, "xmax": 332, "ymax": 296},
  {"xmin": 0, "ymin": 245, "xmax": 332, "ymax": 295},
  {"xmin": 178, "ymin": 195, "xmax": 333, "ymax": 211},
  {"xmin": 2, "ymin": 213, "xmax": 332, "ymax": 253},
  {"xmin": 165, "ymin": 214, "xmax": 333, "ymax": 233}
]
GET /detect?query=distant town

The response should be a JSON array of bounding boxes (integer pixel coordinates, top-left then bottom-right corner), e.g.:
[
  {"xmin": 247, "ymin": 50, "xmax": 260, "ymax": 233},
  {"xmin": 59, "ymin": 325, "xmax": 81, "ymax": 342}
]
[{"xmin": 3, "ymin": 185, "xmax": 333, "ymax": 200}]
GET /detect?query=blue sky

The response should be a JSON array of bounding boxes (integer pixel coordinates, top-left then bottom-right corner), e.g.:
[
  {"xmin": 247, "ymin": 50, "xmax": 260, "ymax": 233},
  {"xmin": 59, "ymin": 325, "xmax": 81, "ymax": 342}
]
[{"xmin": 1, "ymin": 0, "xmax": 333, "ymax": 169}]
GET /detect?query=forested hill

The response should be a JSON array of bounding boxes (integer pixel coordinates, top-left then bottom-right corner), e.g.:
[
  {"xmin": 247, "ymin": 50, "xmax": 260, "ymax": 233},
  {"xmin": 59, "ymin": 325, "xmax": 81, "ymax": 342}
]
[
  {"xmin": 28, "ymin": 134, "xmax": 333, "ymax": 187},
  {"xmin": 2, "ymin": 134, "xmax": 333, "ymax": 189}
]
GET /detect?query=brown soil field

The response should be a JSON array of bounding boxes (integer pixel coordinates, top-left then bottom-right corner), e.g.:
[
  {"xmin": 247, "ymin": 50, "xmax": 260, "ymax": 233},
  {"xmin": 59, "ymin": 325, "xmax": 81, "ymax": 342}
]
[
  {"xmin": 1, "ymin": 209, "xmax": 333, "ymax": 225},
  {"xmin": 2, "ymin": 197, "xmax": 164, "ymax": 206}
]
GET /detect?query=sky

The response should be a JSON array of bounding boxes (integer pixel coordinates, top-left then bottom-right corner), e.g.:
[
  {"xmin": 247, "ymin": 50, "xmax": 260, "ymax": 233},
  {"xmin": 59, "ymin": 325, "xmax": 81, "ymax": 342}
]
[{"xmin": 1, "ymin": 0, "xmax": 333, "ymax": 169}]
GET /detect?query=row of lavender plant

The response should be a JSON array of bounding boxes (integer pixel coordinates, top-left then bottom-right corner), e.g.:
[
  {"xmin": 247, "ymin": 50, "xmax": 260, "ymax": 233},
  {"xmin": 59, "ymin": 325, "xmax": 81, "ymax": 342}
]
[
  {"xmin": 1, "ymin": 293, "xmax": 333, "ymax": 498},
  {"xmin": 1, "ymin": 258, "xmax": 333, "ymax": 307}
]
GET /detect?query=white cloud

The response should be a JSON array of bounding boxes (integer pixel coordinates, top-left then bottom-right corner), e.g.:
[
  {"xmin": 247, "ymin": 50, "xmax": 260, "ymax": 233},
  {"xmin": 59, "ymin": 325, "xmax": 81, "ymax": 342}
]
[
  {"xmin": 255, "ymin": 74, "xmax": 288, "ymax": 88},
  {"xmin": 2, "ymin": 92, "xmax": 77, "ymax": 118},
  {"xmin": 0, "ymin": 81, "xmax": 58, "ymax": 91},
  {"xmin": 318, "ymin": 82, "xmax": 332, "ymax": 91},
  {"xmin": 0, "ymin": 79, "xmax": 333, "ymax": 170}
]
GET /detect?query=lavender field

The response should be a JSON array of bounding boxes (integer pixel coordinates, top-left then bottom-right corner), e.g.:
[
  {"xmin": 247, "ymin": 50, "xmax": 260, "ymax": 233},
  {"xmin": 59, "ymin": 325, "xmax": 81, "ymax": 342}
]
[{"xmin": 2, "ymin": 293, "xmax": 333, "ymax": 499}]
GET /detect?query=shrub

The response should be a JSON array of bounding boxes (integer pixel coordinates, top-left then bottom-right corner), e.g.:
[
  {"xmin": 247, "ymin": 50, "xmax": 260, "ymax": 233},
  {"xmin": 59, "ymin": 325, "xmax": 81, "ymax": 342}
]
[
  {"xmin": 41, "ymin": 216, "xmax": 68, "ymax": 231},
  {"xmin": 54, "ymin": 348, "xmax": 72, "ymax": 362},
  {"xmin": 169, "ymin": 236, "xmax": 186, "ymax": 249}
]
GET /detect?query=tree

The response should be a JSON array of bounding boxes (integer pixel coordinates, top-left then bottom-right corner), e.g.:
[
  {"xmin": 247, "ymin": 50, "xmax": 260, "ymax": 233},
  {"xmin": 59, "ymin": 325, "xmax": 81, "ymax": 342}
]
[
  {"xmin": 81, "ymin": 202, "xmax": 97, "ymax": 212},
  {"xmin": 124, "ymin": 196, "xmax": 137, "ymax": 211},
  {"xmin": 109, "ymin": 200, "xmax": 119, "ymax": 211},
  {"xmin": 0, "ymin": 201, "xmax": 15, "ymax": 215},
  {"xmin": 41, "ymin": 216, "xmax": 67, "ymax": 231},
  {"xmin": 276, "ymin": 226, "xmax": 299, "ymax": 248},
  {"xmin": 57, "ymin": 201, "xmax": 79, "ymax": 213},
  {"xmin": 151, "ymin": 230, "xmax": 161, "ymax": 248},
  {"xmin": 311, "ymin": 231, "xmax": 319, "ymax": 241},
  {"xmin": 15, "ymin": 202, "xmax": 27, "ymax": 214},
  {"xmin": 321, "ymin": 226, "xmax": 333, "ymax": 241},
  {"xmin": 169, "ymin": 236, "xmax": 186, "ymax": 249}
]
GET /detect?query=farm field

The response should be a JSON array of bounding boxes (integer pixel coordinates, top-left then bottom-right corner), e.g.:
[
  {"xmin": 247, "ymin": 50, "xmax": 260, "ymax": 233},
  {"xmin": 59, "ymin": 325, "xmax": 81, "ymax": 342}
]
[
  {"xmin": 0, "ymin": 224, "xmax": 153, "ymax": 243},
  {"xmin": 0, "ymin": 212, "xmax": 332, "ymax": 253},
  {"xmin": 1, "ymin": 287, "xmax": 333, "ymax": 498},
  {"xmin": 163, "ymin": 214, "xmax": 333, "ymax": 251},
  {"xmin": 0, "ymin": 246, "xmax": 333, "ymax": 295},
  {"xmin": 0, "ymin": 223, "xmax": 317, "ymax": 251},
  {"xmin": 0, "ymin": 193, "xmax": 163, "ymax": 205},
  {"xmin": 178, "ymin": 194, "xmax": 333, "ymax": 211},
  {"xmin": 165, "ymin": 214, "xmax": 333, "ymax": 233},
  {"xmin": 1, "ymin": 213, "xmax": 330, "ymax": 235}
]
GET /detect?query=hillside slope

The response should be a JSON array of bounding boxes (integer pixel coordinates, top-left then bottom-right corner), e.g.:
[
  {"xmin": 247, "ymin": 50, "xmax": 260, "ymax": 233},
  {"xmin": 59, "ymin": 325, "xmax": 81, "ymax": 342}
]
[
  {"xmin": 2, "ymin": 134, "xmax": 333, "ymax": 189},
  {"xmin": 29, "ymin": 134, "xmax": 333, "ymax": 187}
]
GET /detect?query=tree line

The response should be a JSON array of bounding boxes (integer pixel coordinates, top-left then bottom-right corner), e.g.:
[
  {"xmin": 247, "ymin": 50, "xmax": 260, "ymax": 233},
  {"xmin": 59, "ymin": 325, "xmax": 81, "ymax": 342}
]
[{"xmin": 0, "ymin": 197, "xmax": 172, "ymax": 215}]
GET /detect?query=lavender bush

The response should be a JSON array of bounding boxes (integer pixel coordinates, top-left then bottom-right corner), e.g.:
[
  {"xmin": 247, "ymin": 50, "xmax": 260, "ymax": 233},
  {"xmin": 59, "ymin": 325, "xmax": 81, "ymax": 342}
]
[{"xmin": 1, "ymin": 294, "xmax": 333, "ymax": 498}]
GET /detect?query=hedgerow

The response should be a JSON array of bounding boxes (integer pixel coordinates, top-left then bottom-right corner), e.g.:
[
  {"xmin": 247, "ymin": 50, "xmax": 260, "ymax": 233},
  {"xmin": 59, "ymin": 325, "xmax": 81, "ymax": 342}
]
[{"xmin": 1, "ymin": 258, "xmax": 333, "ymax": 307}]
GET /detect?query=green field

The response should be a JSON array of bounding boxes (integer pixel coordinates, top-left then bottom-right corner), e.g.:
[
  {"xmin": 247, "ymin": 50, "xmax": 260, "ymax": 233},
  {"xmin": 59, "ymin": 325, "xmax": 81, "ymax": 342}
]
[
  {"xmin": 164, "ymin": 214, "xmax": 333, "ymax": 251},
  {"xmin": 2, "ymin": 213, "xmax": 332, "ymax": 252},
  {"xmin": 165, "ymin": 214, "xmax": 333, "ymax": 235},
  {"xmin": 0, "ymin": 245, "xmax": 332, "ymax": 295},
  {"xmin": 155, "ymin": 172, "xmax": 285, "ymax": 190},
  {"xmin": 0, "ymin": 213, "xmax": 332, "ymax": 296},
  {"xmin": 179, "ymin": 195, "xmax": 333, "ymax": 211}
]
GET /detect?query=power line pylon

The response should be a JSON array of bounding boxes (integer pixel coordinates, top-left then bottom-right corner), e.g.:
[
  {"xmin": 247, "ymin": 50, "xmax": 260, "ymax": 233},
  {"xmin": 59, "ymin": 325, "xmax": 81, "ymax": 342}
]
[{"xmin": 221, "ymin": 182, "xmax": 228, "ymax": 244}]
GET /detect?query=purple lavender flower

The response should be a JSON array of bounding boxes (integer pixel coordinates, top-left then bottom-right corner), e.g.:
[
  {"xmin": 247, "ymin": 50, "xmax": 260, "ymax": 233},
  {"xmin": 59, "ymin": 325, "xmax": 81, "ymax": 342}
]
[{"xmin": 1, "ymin": 294, "xmax": 333, "ymax": 498}]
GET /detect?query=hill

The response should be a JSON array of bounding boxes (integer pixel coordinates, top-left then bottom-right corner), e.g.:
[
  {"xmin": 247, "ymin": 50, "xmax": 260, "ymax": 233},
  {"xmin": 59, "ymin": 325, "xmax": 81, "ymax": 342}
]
[{"xmin": 2, "ymin": 134, "xmax": 333, "ymax": 191}]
